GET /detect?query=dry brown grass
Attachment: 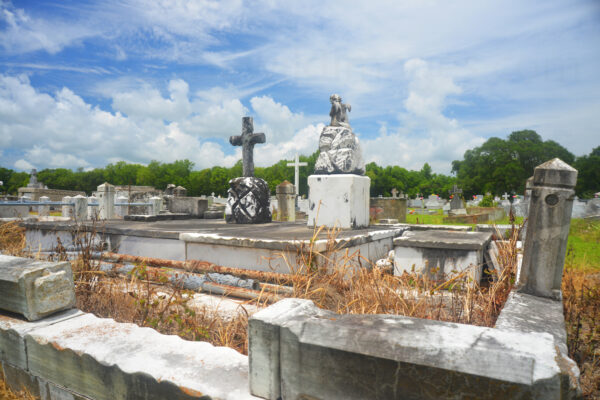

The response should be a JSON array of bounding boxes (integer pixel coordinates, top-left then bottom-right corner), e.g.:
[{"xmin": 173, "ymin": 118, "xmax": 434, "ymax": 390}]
[
  {"xmin": 0, "ymin": 221, "xmax": 26, "ymax": 256},
  {"xmin": 286, "ymin": 223, "xmax": 520, "ymax": 327},
  {"xmin": 563, "ymin": 267, "xmax": 600, "ymax": 399},
  {"xmin": 0, "ymin": 369, "xmax": 37, "ymax": 400}
]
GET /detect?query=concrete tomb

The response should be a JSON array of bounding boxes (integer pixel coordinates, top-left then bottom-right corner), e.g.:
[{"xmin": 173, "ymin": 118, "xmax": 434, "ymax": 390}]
[{"xmin": 393, "ymin": 229, "xmax": 492, "ymax": 282}]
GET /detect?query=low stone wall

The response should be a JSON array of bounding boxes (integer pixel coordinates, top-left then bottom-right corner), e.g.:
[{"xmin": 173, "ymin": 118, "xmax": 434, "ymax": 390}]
[
  {"xmin": 17, "ymin": 188, "xmax": 86, "ymax": 202},
  {"xmin": 0, "ymin": 255, "xmax": 257, "ymax": 400},
  {"xmin": 370, "ymin": 197, "xmax": 407, "ymax": 222},
  {"xmin": 467, "ymin": 206, "xmax": 505, "ymax": 221},
  {"xmin": 249, "ymin": 297, "xmax": 580, "ymax": 399}
]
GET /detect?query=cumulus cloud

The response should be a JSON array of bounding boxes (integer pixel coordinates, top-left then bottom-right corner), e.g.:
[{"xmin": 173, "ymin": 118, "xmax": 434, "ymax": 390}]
[
  {"xmin": 0, "ymin": 74, "xmax": 321, "ymax": 171},
  {"xmin": 362, "ymin": 59, "xmax": 485, "ymax": 172}
]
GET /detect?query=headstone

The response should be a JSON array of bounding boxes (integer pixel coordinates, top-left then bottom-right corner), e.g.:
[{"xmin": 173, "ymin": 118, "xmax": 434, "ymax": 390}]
[
  {"xmin": 424, "ymin": 194, "xmax": 443, "ymax": 209},
  {"xmin": 308, "ymin": 95, "xmax": 370, "ymax": 229},
  {"xmin": 391, "ymin": 188, "xmax": 398, "ymax": 198},
  {"xmin": 226, "ymin": 117, "xmax": 271, "ymax": 224},
  {"xmin": 0, "ymin": 255, "xmax": 76, "ymax": 321},
  {"xmin": 518, "ymin": 159, "xmax": 577, "ymax": 299},
  {"xmin": 97, "ymin": 182, "xmax": 115, "ymax": 220},
  {"xmin": 276, "ymin": 180, "xmax": 296, "ymax": 222},
  {"xmin": 164, "ymin": 184, "xmax": 176, "ymax": 196},
  {"xmin": 448, "ymin": 185, "xmax": 463, "ymax": 210},
  {"xmin": 286, "ymin": 154, "xmax": 308, "ymax": 199},
  {"xmin": 38, "ymin": 196, "xmax": 50, "ymax": 217},
  {"xmin": 314, "ymin": 94, "xmax": 364, "ymax": 175},
  {"xmin": 173, "ymin": 186, "xmax": 187, "ymax": 197}
]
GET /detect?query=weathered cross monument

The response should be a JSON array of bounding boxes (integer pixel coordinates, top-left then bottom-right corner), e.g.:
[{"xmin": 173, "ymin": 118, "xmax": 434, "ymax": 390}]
[
  {"xmin": 308, "ymin": 94, "xmax": 370, "ymax": 228},
  {"xmin": 286, "ymin": 154, "xmax": 308, "ymax": 197},
  {"xmin": 449, "ymin": 184, "xmax": 463, "ymax": 210},
  {"xmin": 225, "ymin": 117, "xmax": 272, "ymax": 224}
]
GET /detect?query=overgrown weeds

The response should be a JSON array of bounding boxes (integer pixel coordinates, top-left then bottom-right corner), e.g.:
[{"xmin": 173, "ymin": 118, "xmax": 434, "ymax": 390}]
[
  {"xmin": 286, "ymin": 222, "xmax": 520, "ymax": 327},
  {"xmin": 563, "ymin": 266, "xmax": 600, "ymax": 398},
  {"xmin": 0, "ymin": 220, "xmax": 26, "ymax": 256},
  {"xmin": 0, "ymin": 369, "xmax": 37, "ymax": 400}
]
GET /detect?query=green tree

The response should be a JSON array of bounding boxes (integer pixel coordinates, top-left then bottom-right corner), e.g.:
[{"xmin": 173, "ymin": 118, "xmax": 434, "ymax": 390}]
[
  {"xmin": 574, "ymin": 146, "xmax": 600, "ymax": 198},
  {"xmin": 452, "ymin": 130, "xmax": 575, "ymax": 197}
]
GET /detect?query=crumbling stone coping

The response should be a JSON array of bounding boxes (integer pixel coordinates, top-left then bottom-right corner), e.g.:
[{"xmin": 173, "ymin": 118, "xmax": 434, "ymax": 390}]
[
  {"xmin": 249, "ymin": 297, "xmax": 580, "ymax": 399},
  {"xmin": 0, "ymin": 255, "xmax": 76, "ymax": 321},
  {"xmin": 1, "ymin": 309, "xmax": 258, "ymax": 400},
  {"xmin": 393, "ymin": 230, "xmax": 492, "ymax": 251},
  {"xmin": 21, "ymin": 220, "xmax": 183, "ymax": 240},
  {"xmin": 180, "ymin": 227, "xmax": 406, "ymax": 252},
  {"xmin": 389, "ymin": 223, "xmax": 473, "ymax": 232}
]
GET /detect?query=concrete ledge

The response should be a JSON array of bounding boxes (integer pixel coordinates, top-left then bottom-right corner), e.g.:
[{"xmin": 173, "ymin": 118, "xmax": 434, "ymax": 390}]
[
  {"xmin": 1, "ymin": 310, "xmax": 258, "ymax": 400},
  {"xmin": 180, "ymin": 227, "xmax": 406, "ymax": 252},
  {"xmin": 393, "ymin": 230, "xmax": 492, "ymax": 250},
  {"xmin": 249, "ymin": 298, "xmax": 580, "ymax": 400},
  {"xmin": 124, "ymin": 213, "xmax": 196, "ymax": 221}
]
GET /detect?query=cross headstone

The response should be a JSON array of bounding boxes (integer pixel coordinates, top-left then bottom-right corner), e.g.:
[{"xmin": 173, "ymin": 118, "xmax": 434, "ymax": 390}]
[
  {"xmin": 502, "ymin": 193, "xmax": 509, "ymax": 201},
  {"xmin": 230, "ymin": 117, "xmax": 266, "ymax": 177},
  {"xmin": 391, "ymin": 188, "xmax": 398, "ymax": 198},
  {"xmin": 448, "ymin": 184, "xmax": 463, "ymax": 210},
  {"xmin": 286, "ymin": 153, "xmax": 308, "ymax": 195}
]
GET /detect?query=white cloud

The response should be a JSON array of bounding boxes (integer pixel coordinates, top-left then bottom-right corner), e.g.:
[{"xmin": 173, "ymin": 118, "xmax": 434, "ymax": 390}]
[{"xmin": 14, "ymin": 159, "xmax": 33, "ymax": 170}]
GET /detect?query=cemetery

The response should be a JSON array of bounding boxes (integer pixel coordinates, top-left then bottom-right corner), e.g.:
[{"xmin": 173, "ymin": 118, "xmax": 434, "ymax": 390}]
[{"xmin": 0, "ymin": 94, "xmax": 597, "ymax": 400}]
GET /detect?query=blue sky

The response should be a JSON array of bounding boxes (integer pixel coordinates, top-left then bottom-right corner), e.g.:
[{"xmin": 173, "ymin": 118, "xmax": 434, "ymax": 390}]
[{"xmin": 1, "ymin": 0, "xmax": 599, "ymax": 174}]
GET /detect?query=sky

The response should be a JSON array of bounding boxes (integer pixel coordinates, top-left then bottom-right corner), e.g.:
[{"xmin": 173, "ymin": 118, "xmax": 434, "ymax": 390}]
[{"xmin": 1, "ymin": 0, "xmax": 599, "ymax": 174}]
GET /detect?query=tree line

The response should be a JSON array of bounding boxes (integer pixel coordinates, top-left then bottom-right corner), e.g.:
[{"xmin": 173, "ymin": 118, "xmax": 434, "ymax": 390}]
[{"xmin": 1, "ymin": 130, "xmax": 597, "ymax": 199}]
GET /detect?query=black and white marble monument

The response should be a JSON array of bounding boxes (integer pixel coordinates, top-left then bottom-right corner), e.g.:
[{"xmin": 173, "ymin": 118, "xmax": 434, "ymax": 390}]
[
  {"xmin": 308, "ymin": 95, "xmax": 370, "ymax": 229},
  {"xmin": 226, "ymin": 117, "xmax": 272, "ymax": 224}
]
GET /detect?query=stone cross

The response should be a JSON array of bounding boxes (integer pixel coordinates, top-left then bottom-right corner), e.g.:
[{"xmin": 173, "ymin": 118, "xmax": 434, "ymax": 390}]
[
  {"xmin": 286, "ymin": 153, "xmax": 308, "ymax": 195},
  {"xmin": 502, "ymin": 193, "xmax": 509, "ymax": 201},
  {"xmin": 449, "ymin": 184, "xmax": 462, "ymax": 198},
  {"xmin": 230, "ymin": 117, "xmax": 266, "ymax": 177},
  {"xmin": 391, "ymin": 188, "xmax": 398, "ymax": 198}
]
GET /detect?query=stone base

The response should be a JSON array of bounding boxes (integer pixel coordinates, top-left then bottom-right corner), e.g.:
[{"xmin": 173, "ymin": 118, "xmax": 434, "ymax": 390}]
[
  {"xmin": 307, "ymin": 174, "xmax": 370, "ymax": 229},
  {"xmin": 226, "ymin": 177, "xmax": 272, "ymax": 224}
]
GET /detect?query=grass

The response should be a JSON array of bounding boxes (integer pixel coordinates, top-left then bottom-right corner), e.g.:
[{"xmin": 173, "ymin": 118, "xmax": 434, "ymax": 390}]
[
  {"xmin": 567, "ymin": 219, "xmax": 600, "ymax": 270},
  {"xmin": 405, "ymin": 208, "xmax": 524, "ymax": 226}
]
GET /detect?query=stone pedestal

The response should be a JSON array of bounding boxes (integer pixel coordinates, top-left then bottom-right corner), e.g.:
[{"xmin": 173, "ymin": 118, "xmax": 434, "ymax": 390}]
[
  {"xmin": 61, "ymin": 196, "xmax": 72, "ymax": 219},
  {"xmin": 115, "ymin": 195, "xmax": 128, "ymax": 218},
  {"xmin": 307, "ymin": 174, "xmax": 370, "ymax": 229},
  {"xmin": 149, "ymin": 196, "xmax": 163, "ymax": 216},
  {"xmin": 87, "ymin": 196, "xmax": 98, "ymax": 220},
  {"xmin": 38, "ymin": 196, "xmax": 50, "ymax": 217},
  {"xmin": 276, "ymin": 181, "xmax": 295, "ymax": 222},
  {"xmin": 518, "ymin": 158, "xmax": 577, "ymax": 299},
  {"xmin": 97, "ymin": 183, "xmax": 115, "ymax": 220},
  {"xmin": 226, "ymin": 177, "xmax": 272, "ymax": 224},
  {"xmin": 72, "ymin": 195, "xmax": 88, "ymax": 222}
]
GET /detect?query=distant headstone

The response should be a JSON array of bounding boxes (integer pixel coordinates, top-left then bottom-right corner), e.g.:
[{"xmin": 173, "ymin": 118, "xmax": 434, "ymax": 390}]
[
  {"xmin": 286, "ymin": 154, "xmax": 308, "ymax": 198},
  {"xmin": 276, "ymin": 180, "xmax": 296, "ymax": 222},
  {"xmin": 448, "ymin": 185, "xmax": 463, "ymax": 210},
  {"xmin": 174, "ymin": 186, "xmax": 187, "ymax": 197},
  {"xmin": 391, "ymin": 188, "xmax": 398, "ymax": 198},
  {"xmin": 226, "ymin": 117, "xmax": 271, "ymax": 224},
  {"xmin": 27, "ymin": 168, "xmax": 44, "ymax": 189}
]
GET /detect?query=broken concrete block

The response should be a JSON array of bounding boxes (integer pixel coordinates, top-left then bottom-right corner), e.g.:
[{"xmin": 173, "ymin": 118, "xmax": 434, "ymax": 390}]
[{"xmin": 0, "ymin": 255, "xmax": 76, "ymax": 321}]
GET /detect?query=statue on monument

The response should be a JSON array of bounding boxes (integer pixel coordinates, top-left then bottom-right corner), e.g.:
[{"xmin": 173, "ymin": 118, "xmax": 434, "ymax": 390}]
[
  {"xmin": 314, "ymin": 94, "xmax": 365, "ymax": 175},
  {"xmin": 329, "ymin": 94, "xmax": 351, "ymax": 128}
]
